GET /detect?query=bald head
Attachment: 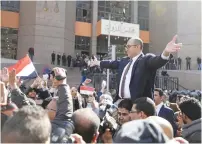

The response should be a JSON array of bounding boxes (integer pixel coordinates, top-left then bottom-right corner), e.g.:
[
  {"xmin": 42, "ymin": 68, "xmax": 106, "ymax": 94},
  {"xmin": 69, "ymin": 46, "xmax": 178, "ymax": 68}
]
[
  {"xmin": 147, "ymin": 116, "xmax": 173, "ymax": 139},
  {"xmin": 127, "ymin": 37, "xmax": 143, "ymax": 49},
  {"xmin": 126, "ymin": 37, "xmax": 143, "ymax": 58},
  {"xmin": 72, "ymin": 108, "xmax": 100, "ymax": 143}
]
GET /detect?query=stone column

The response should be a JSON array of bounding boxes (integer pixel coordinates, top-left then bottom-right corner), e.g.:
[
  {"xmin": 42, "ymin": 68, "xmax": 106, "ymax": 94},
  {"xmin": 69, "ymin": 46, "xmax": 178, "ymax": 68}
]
[
  {"xmin": 90, "ymin": 1, "xmax": 98, "ymax": 56},
  {"xmin": 64, "ymin": 1, "xmax": 76, "ymax": 57},
  {"xmin": 18, "ymin": 1, "xmax": 76, "ymax": 64},
  {"xmin": 130, "ymin": 1, "xmax": 138, "ymax": 24}
]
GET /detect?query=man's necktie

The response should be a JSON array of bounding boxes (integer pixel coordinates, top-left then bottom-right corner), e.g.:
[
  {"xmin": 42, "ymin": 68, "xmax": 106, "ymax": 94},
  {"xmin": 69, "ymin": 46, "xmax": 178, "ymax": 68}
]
[{"xmin": 120, "ymin": 59, "xmax": 133, "ymax": 98}]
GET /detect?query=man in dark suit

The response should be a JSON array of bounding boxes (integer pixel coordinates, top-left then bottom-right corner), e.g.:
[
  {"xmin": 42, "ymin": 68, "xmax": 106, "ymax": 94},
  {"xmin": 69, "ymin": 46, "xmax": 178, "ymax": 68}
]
[
  {"xmin": 154, "ymin": 88, "xmax": 177, "ymax": 137},
  {"xmin": 57, "ymin": 53, "xmax": 61, "ymax": 66},
  {"xmin": 90, "ymin": 35, "xmax": 182, "ymax": 102}
]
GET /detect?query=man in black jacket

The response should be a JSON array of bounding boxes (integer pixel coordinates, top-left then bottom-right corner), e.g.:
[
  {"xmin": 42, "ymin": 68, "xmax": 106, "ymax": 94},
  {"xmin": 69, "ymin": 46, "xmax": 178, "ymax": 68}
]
[
  {"xmin": 67, "ymin": 55, "xmax": 72, "ymax": 67},
  {"xmin": 90, "ymin": 35, "xmax": 182, "ymax": 102},
  {"xmin": 28, "ymin": 47, "xmax": 34, "ymax": 62},
  {"xmin": 62, "ymin": 53, "xmax": 66, "ymax": 66},
  {"xmin": 51, "ymin": 51, "xmax": 56, "ymax": 65},
  {"xmin": 57, "ymin": 53, "xmax": 61, "ymax": 66}
]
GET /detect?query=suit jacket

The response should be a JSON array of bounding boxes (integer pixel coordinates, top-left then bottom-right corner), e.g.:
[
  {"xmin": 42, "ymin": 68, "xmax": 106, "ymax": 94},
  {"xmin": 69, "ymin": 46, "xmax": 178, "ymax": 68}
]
[
  {"xmin": 158, "ymin": 104, "xmax": 177, "ymax": 136},
  {"xmin": 100, "ymin": 53, "xmax": 168, "ymax": 102}
]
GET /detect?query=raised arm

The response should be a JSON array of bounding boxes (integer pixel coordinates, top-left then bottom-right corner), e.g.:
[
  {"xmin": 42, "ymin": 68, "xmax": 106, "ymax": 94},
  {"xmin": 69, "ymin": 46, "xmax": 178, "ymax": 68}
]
[
  {"xmin": 147, "ymin": 35, "xmax": 182, "ymax": 69},
  {"xmin": 90, "ymin": 60, "xmax": 120, "ymax": 70}
]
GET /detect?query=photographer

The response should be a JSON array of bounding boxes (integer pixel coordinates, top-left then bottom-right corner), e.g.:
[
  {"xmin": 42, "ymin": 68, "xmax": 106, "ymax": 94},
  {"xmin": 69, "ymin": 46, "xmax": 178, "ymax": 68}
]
[{"xmin": 101, "ymin": 99, "xmax": 133, "ymax": 143}]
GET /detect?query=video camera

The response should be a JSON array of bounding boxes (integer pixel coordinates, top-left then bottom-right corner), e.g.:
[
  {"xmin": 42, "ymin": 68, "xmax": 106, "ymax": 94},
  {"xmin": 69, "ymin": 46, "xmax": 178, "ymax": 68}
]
[{"xmin": 99, "ymin": 104, "xmax": 119, "ymax": 137}]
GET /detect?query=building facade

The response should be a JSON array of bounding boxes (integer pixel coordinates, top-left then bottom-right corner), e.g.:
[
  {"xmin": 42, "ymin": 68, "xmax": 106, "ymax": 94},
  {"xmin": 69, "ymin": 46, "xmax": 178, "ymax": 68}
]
[
  {"xmin": 149, "ymin": 1, "xmax": 201, "ymax": 70},
  {"xmin": 1, "ymin": 1, "xmax": 150, "ymax": 64}
]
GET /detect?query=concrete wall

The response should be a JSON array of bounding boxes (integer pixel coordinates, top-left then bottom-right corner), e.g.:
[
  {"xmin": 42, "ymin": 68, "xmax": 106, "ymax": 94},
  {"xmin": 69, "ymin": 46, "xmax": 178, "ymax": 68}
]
[
  {"xmin": 17, "ymin": 1, "xmax": 36, "ymax": 60},
  {"xmin": 149, "ymin": 1, "xmax": 201, "ymax": 70},
  {"xmin": 131, "ymin": 1, "xmax": 138, "ymax": 24},
  {"xmin": 64, "ymin": 1, "xmax": 76, "ymax": 57},
  {"xmin": 166, "ymin": 70, "xmax": 201, "ymax": 90},
  {"xmin": 149, "ymin": 1, "xmax": 178, "ymax": 55},
  {"xmin": 177, "ymin": 1, "xmax": 201, "ymax": 70},
  {"xmin": 18, "ymin": 1, "xmax": 76, "ymax": 64},
  {"xmin": 90, "ymin": 1, "xmax": 98, "ymax": 55}
]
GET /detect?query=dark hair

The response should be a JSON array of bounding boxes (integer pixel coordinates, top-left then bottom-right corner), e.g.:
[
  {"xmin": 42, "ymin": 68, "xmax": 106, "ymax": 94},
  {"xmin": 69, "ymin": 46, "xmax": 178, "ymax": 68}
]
[
  {"xmin": 134, "ymin": 97, "xmax": 156, "ymax": 117},
  {"xmin": 2, "ymin": 105, "xmax": 51, "ymax": 143},
  {"xmin": 118, "ymin": 99, "xmax": 133, "ymax": 112},
  {"xmin": 72, "ymin": 108, "xmax": 100, "ymax": 143},
  {"xmin": 179, "ymin": 97, "xmax": 201, "ymax": 121},
  {"xmin": 154, "ymin": 88, "xmax": 164, "ymax": 97}
]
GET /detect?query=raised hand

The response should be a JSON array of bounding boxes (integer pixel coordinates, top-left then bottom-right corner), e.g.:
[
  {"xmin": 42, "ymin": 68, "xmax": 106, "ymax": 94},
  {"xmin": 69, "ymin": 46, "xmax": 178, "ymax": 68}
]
[
  {"xmin": 83, "ymin": 78, "xmax": 91, "ymax": 85},
  {"xmin": 1, "ymin": 67, "xmax": 9, "ymax": 83},
  {"xmin": 31, "ymin": 76, "xmax": 42, "ymax": 88},
  {"xmin": 164, "ymin": 35, "xmax": 182, "ymax": 54},
  {"xmin": 9, "ymin": 69, "xmax": 17, "ymax": 89},
  {"xmin": 0, "ymin": 81, "xmax": 8, "ymax": 105}
]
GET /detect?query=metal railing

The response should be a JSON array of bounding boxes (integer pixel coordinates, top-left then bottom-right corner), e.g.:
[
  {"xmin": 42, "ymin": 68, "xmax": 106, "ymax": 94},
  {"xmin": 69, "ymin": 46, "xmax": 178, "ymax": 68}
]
[
  {"xmin": 91, "ymin": 73, "xmax": 181, "ymax": 92},
  {"xmin": 155, "ymin": 76, "xmax": 179, "ymax": 90}
]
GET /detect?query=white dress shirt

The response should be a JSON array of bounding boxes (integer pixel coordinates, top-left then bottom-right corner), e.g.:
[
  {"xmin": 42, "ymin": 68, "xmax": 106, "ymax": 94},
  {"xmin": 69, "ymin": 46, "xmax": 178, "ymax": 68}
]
[
  {"xmin": 118, "ymin": 53, "xmax": 169, "ymax": 99},
  {"xmin": 119, "ymin": 53, "xmax": 143, "ymax": 98},
  {"xmin": 156, "ymin": 102, "xmax": 164, "ymax": 115}
]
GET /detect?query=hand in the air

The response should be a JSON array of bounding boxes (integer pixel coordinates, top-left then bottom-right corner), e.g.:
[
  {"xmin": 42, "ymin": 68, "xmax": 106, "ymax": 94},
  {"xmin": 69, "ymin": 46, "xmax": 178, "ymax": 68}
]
[
  {"xmin": 89, "ymin": 58, "xmax": 100, "ymax": 67},
  {"xmin": 83, "ymin": 78, "xmax": 91, "ymax": 85},
  {"xmin": 164, "ymin": 35, "xmax": 182, "ymax": 53},
  {"xmin": 9, "ymin": 69, "xmax": 18, "ymax": 89},
  {"xmin": 0, "ymin": 67, "xmax": 9, "ymax": 83}
]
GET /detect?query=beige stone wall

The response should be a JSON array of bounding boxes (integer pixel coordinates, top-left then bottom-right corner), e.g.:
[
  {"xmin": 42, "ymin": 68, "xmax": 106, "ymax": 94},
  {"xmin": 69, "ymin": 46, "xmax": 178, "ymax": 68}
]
[
  {"xmin": 149, "ymin": 1, "xmax": 178, "ymax": 55},
  {"xmin": 17, "ymin": 1, "xmax": 36, "ymax": 60},
  {"xmin": 17, "ymin": 1, "xmax": 76, "ymax": 64},
  {"xmin": 166, "ymin": 70, "xmax": 201, "ymax": 90},
  {"xmin": 149, "ymin": 1, "xmax": 201, "ymax": 70},
  {"xmin": 177, "ymin": 1, "xmax": 201, "ymax": 70}
]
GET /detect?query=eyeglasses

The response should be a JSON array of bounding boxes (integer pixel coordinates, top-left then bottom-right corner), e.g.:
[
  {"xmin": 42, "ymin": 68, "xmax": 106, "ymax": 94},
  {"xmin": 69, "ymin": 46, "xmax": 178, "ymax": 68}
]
[{"xmin": 125, "ymin": 45, "xmax": 137, "ymax": 49}]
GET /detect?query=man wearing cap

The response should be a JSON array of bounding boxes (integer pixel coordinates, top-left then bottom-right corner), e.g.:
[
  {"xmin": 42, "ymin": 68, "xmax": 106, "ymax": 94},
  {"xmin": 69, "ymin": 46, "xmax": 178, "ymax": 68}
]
[
  {"xmin": 50, "ymin": 67, "xmax": 74, "ymax": 137},
  {"xmin": 90, "ymin": 35, "xmax": 182, "ymax": 102}
]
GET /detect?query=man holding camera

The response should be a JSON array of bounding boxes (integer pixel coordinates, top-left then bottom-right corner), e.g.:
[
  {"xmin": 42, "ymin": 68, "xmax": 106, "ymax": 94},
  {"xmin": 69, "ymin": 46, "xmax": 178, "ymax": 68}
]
[{"xmin": 101, "ymin": 99, "xmax": 133, "ymax": 143}]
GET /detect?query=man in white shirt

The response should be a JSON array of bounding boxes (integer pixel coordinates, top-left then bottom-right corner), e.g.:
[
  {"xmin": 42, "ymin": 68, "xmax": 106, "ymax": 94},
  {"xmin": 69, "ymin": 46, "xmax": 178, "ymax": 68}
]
[{"xmin": 90, "ymin": 35, "xmax": 182, "ymax": 102}]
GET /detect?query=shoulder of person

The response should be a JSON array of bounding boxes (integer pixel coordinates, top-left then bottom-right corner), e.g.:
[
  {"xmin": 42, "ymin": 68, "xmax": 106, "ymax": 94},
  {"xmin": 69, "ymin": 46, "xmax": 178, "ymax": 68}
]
[
  {"xmin": 163, "ymin": 104, "xmax": 174, "ymax": 113},
  {"xmin": 188, "ymin": 130, "xmax": 201, "ymax": 143},
  {"xmin": 145, "ymin": 53, "xmax": 157, "ymax": 57},
  {"xmin": 121, "ymin": 56, "xmax": 130, "ymax": 61}
]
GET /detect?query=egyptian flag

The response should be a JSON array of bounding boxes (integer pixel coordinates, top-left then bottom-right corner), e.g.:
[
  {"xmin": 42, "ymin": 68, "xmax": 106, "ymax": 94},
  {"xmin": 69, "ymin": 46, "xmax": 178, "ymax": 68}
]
[
  {"xmin": 80, "ymin": 86, "xmax": 95, "ymax": 95},
  {"xmin": 8, "ymin": 54, "xmax": 38, "ymax": 79}
]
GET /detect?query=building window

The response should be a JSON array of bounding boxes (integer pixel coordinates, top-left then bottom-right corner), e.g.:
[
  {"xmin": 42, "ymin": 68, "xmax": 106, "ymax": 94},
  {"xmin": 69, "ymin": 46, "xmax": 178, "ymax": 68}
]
[
  {"xmin": 1, "ymin": 27, "xmax": 18, "ymax": 59},
  {"xmin": 76, "ymin": 1, "xmax": 92, "ymax": 23},
  {"xmin": 75, "ymin": 36, "xmax": 90, "ymax": 51},
  {"xmin": 98, "ymin": 1, "xmax": 131, "ymax": 22},
  {"xmin": 138, "ymin": 1, "xmax": 149, "ymax": 30},
  {"xmin": 1, "ymin": 1, "xmax": 20, "ymax": 12}
]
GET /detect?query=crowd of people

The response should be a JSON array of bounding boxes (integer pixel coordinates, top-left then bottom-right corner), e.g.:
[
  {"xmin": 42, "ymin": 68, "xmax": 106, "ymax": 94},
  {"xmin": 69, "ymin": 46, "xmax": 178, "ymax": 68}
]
[
  {"xmin": 50, "ymin": 51, "xmax": 101, "ymax": 70},
  {"xmin": 163, "ymin": 55, "xmax": 201, "ymax": 70},
  {"xmin": 0, "ymin": 66, "xmax": 201, "ymax": 143},
  {"xmin": 1, "ymin": 36, "xmax": 201, "ymax": 143}
]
